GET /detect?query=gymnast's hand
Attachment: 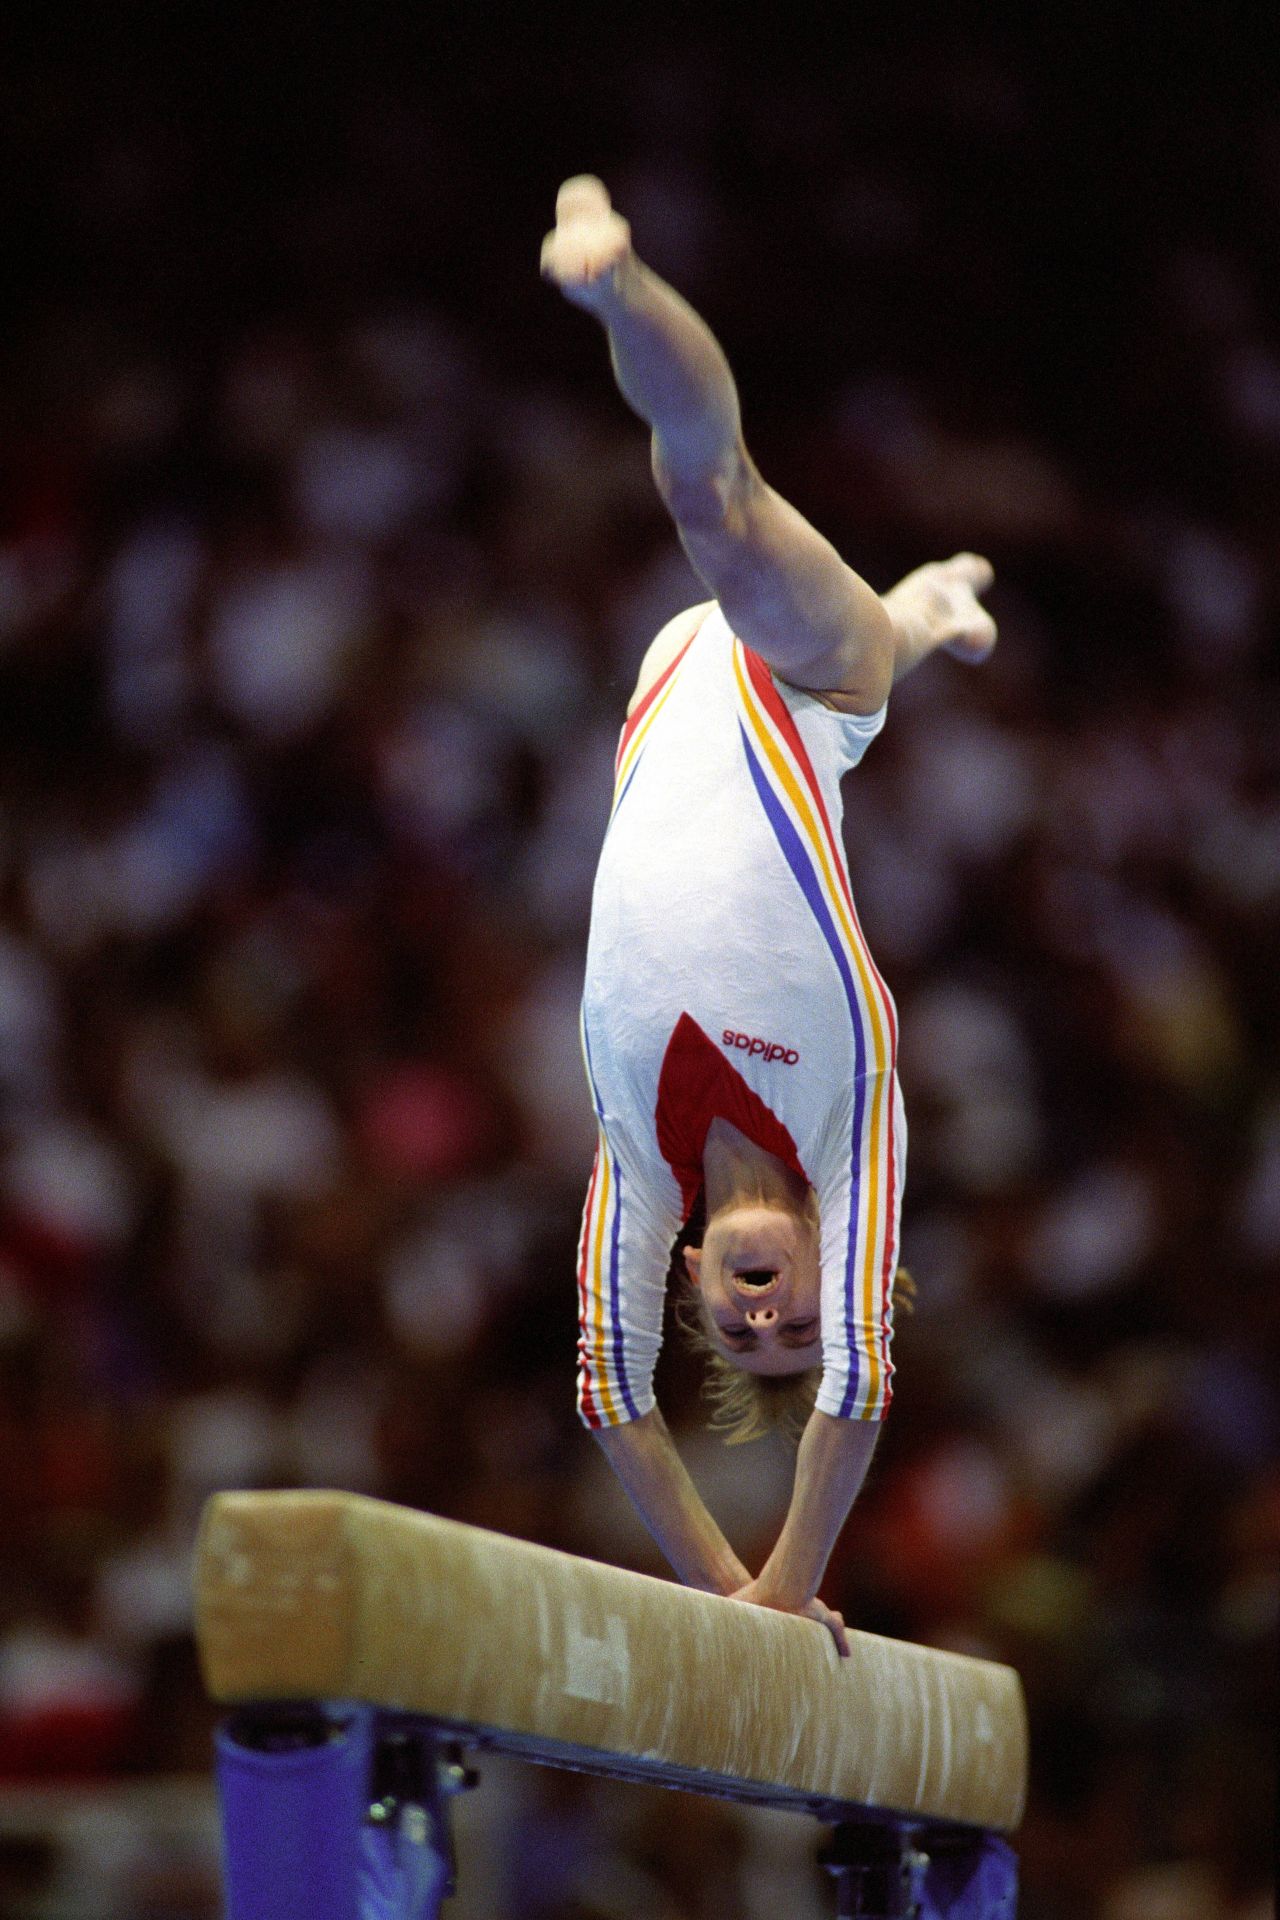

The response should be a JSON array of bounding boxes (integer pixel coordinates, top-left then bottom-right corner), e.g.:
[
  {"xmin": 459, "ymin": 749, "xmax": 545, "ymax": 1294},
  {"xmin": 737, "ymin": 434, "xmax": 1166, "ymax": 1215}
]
[
  {"xmin": 729, "ymin": 1581, "xmax": 851, "ymax": 1659},
  {"xmin": 541, "ymin": 175, "xmax": 634, "ymax": 311}
]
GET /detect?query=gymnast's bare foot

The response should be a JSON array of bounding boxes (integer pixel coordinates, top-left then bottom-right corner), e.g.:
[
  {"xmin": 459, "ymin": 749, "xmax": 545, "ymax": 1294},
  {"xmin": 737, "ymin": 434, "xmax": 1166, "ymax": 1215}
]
[
  {"xmin": 884, "ymin": 552, "xmax": 998, "ymax": 668},
  {"xmin": 540, "ymin": 175, "xmax": 633, "ymax": 312}
]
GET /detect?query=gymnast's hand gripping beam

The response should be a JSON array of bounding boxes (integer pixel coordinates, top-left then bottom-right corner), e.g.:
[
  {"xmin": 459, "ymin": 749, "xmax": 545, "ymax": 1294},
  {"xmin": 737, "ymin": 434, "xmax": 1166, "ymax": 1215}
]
[{"xmin": 195, "ymin": 1490, "xmax": 1027, "ymax": 1917}]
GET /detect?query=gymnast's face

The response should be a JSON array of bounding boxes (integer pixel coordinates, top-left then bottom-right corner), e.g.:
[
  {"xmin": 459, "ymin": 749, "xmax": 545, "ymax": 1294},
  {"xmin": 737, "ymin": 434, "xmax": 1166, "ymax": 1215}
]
[{"xmin": 684, "ymin": 1203, "xmax": 822, "ymax": 1375}]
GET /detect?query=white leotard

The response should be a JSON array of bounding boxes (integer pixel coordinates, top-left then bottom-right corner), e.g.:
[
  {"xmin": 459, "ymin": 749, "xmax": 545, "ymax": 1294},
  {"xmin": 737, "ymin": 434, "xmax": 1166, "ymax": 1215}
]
[{"xmin": 578, "ymin": 604, "xmax": 904, "ymax": 1426}]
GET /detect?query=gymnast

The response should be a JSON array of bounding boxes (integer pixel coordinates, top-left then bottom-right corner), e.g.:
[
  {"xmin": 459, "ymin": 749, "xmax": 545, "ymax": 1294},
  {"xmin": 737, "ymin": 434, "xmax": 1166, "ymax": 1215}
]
[{"xmin": 542, "ymin": 177, "xmax": 996, "ymax": 1655}]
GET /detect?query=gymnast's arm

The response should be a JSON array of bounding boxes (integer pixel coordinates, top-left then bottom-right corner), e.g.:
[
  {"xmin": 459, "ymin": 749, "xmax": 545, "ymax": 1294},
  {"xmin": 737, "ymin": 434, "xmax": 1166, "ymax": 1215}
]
[
  {"xmin": 735, "ymin": 1412, "xmax": 878, "ymax": 1622},
  {"xmin": 593, "ymin": 1406, "xmax": 855, "ymax": 1655},
  {"xmin": 591, "ymin": 1406, "xmax": 752, "ymax": 1595},
  {"xmin": 541, "ymin": 175, "xmax": 894, "ymax": 712}
]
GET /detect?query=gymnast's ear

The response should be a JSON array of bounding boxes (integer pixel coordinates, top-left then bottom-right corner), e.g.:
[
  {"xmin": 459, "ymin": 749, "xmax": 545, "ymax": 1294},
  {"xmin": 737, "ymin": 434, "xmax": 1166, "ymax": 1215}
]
[{"xmin": 683, "ymin": 1245, "xmax": 703, "ymax": 1286}]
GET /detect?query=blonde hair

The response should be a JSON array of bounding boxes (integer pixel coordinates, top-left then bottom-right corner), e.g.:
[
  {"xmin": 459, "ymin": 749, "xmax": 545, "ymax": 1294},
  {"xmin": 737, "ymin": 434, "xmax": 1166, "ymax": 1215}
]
[{"xmin": 675, "ymin": 1266, "xmax": 915, "ymax": 1448}]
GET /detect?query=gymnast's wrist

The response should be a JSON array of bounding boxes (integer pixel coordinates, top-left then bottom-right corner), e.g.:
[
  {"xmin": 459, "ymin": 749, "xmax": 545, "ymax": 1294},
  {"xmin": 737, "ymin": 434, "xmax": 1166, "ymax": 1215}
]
[
  {"xmin": 697, "ymin": 1548, "xmax": 753, "ymax": 1597},
  {"xmin": 749, "ymin": 1565, "xmax": 813, "ymax": 1613}
]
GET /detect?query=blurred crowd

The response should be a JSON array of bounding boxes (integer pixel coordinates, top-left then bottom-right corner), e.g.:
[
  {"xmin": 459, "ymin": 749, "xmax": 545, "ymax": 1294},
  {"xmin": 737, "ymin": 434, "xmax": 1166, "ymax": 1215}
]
[{"xmin": 0, "ymin": 14, "xmax": 1276, "ymax": 1919}]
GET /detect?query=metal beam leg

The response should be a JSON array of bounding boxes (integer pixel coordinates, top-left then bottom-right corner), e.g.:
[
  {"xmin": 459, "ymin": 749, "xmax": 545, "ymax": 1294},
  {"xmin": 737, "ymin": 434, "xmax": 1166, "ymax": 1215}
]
[
  {"xmin": 821, "ymin": 1822, "xmax": 1018, "ymax": 1920},
  {"xmin": 918, "ymin": 1832, "xmax": 1018, "ymax": 1919},
  {"xmin": 216, "ymin": 1708, "xmax": 372, "ymax": 1920},
  {"xmin": 215, "ymin": 1708, "xmax": 474, "ymax": 1920}
]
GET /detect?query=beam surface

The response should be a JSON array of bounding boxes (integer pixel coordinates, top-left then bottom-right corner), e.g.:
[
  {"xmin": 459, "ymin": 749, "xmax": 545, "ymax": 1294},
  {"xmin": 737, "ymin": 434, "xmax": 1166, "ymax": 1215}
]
[{"xmin": 195, "ymin": 1491, "xmax": 1027, "ymax": 1832}]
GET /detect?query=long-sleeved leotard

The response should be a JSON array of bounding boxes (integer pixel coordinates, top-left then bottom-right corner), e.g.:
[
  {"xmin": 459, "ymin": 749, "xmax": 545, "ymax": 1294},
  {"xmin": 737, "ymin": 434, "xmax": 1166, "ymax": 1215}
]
[{"xmin": 578, "ymin": 604, "xmax": 905, "ymax": 1428}]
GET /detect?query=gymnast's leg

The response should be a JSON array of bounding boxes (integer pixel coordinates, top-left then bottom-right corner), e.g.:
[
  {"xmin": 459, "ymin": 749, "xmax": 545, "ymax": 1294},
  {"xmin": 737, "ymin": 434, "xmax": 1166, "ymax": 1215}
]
[{"xmin": 541, "ymin": 175, "xmax": 995, "ymax": 705}]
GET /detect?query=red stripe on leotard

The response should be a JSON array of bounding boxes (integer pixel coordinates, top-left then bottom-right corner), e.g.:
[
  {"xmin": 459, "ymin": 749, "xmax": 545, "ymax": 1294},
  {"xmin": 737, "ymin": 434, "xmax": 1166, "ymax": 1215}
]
[{"xmin": 654, "ymin": 1013, "xmax": 807, "ymax": 1219}]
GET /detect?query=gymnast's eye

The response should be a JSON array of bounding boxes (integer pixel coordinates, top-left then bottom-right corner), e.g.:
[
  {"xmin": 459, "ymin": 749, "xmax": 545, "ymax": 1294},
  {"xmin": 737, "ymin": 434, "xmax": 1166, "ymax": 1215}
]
[{"xmin": 783, "ymin": 1320, "xmax": 818, "ymax": 1341}]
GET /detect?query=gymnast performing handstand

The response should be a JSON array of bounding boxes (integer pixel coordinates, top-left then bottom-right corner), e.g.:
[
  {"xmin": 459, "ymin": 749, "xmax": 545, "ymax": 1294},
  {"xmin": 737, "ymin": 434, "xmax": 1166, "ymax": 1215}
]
[{"xmin": 542, "ymin": 177, "xmax": 997, "ymax": 1655}]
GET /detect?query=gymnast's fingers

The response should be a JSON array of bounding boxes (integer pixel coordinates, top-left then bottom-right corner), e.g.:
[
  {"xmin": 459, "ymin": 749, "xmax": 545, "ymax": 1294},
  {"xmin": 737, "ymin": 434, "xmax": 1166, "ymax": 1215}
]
[{"xmin": 806, "ymin": 1598, "xmax": 851, "ymax": 1659}]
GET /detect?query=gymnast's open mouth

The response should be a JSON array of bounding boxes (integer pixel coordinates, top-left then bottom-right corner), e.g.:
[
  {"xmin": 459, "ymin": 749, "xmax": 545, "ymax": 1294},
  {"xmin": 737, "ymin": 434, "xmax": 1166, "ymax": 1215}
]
[{"xmin": 733, "ymin": 1269, "xmax": 778, "ymax": 1290}]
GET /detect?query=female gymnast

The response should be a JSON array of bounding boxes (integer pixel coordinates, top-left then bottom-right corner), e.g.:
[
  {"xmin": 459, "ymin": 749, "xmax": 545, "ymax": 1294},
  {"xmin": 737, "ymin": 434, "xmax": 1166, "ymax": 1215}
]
[{"xmin": 543, "ymin": 176, "xmax": 997, "ymax": 1654}]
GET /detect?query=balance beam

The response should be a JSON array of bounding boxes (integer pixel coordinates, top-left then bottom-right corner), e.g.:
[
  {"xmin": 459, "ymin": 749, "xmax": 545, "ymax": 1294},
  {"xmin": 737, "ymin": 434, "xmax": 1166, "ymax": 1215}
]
[{"xmin": 196, "ymin": 1490, "xmax": 1026, "ymax": 1835}]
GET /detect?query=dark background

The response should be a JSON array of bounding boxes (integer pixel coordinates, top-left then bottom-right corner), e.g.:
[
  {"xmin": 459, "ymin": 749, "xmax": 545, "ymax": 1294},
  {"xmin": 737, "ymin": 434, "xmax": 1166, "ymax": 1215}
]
[{"xmin": 0, "ymin": 7, "xmax": 1276, "ymax": 1916}]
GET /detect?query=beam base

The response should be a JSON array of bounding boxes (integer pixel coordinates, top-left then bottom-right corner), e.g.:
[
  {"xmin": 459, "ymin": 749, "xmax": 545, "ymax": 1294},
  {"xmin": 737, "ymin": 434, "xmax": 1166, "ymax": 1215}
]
[
  {"xmin": 213, "ymin": 1705, "xmax": 1020, "ymax": 1919},
  {"xmin": 215, "ymin": 1707, "xmax": 474, "ymax": 1920},
  {"xmin": 822, "ymin": 1820, "xmax": 1018, "ymax": 1918}
]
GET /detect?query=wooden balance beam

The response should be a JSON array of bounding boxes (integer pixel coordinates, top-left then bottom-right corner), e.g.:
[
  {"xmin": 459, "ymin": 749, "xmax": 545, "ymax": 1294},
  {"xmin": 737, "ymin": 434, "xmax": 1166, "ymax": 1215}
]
[{"xmin": 196, "ymin": 1490, "xmax": 1027, "ymax": 1837}]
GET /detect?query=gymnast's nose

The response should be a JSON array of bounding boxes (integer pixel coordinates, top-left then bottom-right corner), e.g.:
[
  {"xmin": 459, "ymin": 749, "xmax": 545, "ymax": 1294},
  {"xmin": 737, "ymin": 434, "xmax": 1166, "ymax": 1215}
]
[{"xmin": 745, "ymin": 1303, "xmax": 778, "ymax": 1329}]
